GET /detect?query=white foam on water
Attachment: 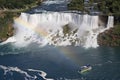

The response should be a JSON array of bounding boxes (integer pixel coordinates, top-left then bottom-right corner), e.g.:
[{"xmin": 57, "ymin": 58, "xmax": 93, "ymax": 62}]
[
  {"xmin": 28, "ymin": 69, "xmax": 54, "ymax": 80},
  {"xmin": 0, "ymin": 36, "xmax": 16, "ymax": 45},
  {"xmin": 0, "ymin": 65, "xmax": 35, "ymax": 80},
  {"xmin": 0, "ymin": 65, "xmax": 53, "ymax": 80}
]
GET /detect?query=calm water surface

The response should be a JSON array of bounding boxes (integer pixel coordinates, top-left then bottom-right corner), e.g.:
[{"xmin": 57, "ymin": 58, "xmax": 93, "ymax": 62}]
[{"xmin": 0, "ymin": 44, "xmax": 120, "ymax": 80}]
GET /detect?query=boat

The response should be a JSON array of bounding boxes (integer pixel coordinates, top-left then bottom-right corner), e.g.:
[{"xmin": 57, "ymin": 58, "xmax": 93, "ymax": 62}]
[{"xmin": 78, "ymin": 64, "xmax": 92, "ymax": 74}]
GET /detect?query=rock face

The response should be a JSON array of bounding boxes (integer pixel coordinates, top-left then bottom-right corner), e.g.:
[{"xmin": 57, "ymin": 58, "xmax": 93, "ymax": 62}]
[
  {"xmin": 98, "ymin": 15, "xmax": 108, "ymax": 27},
  {"xmin": 0, "ymin": 12, "xmax": 17, "ymax": 42},
  {"xmin": 0, "ymin": 24, "xmax": 14, "ymax": 42},
  {"xmin": 97, "ymin": 27, "xmax": 120, "ymax": 46}
]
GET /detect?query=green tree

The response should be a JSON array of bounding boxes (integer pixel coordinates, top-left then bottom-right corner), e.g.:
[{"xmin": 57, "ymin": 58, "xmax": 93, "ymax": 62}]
[{"xmin": 67, "ymin": 0, "xmax": 84, "ymax": 11}]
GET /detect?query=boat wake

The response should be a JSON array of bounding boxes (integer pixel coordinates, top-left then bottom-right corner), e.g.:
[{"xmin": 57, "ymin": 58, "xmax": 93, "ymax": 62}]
[{"xmin": 0, "ymin": 65, "xmax": 53, "ymax": 80}]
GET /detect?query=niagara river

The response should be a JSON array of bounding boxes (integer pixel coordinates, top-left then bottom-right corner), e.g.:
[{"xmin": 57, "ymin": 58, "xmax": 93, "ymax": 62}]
[{"xmin": 0, "ymin": 0, "xmax": 120, "ymax": 80}]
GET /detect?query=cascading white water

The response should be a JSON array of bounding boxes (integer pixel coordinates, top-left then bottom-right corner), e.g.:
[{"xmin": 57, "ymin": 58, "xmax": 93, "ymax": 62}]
[
  {"xmin": 107, "ymin": 16, "xmax": 114, "ymax": 28},
  {"xmin": 1, "ymin": 12, "xmax": 114, "ymax": 48}
]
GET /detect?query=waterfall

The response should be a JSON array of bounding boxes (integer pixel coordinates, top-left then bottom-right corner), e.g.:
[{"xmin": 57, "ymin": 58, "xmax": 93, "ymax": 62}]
[
  {"xmin": 1, "ymin": 12, "xmax": 114, "ymax": 48},
  {"xmin": 107, "ymin": 16, "xmax": 114, "ymax": 28}
]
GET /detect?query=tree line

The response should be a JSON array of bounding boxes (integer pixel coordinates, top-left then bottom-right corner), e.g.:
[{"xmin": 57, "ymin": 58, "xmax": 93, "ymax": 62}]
[
  {"xmin": 0, "ymin": 0, "xmax": 41, "ymax": 9},
  {"xmin": 68, "ymin": 0, "xmax": 120, "ymax": 14},
  {"xmin": 97, "ymin": 0, "xmax": 120, "ymax": 15}
]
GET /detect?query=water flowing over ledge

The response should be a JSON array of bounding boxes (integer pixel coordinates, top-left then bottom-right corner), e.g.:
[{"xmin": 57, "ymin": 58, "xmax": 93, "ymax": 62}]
[
  {"xmin": 1, "ymin": 12, "xmax": 114, "ymax": 48},
  {"xmin": 0, "ymin": 0, "xmax": 114, "ymax": 48}
]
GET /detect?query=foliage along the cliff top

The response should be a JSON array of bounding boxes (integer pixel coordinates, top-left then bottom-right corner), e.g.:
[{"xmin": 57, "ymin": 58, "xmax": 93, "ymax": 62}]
[
  {"xmin": 67, "ymin": 0, "xmax": 84, "ymax": 11},
  {"xmin": 98, "ymin": 0, "xmax": 120, "ymax": 14},
  {"xmin": 0, "ymin": 0, "xmax": 41, "ymax": 9},
  {"xmin": 68, "ymin": 0, "xmax": 120, "ymax": 15}
]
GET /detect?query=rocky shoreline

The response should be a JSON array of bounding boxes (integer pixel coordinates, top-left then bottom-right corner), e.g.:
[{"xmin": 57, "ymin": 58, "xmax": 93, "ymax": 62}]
[
  {"xmin": 0, "ymin": 23, "xmax": 14, "ymax": 42},
  {"xmin": 0, "ymin": 12, "xmax": 18, "ymax": 43}
]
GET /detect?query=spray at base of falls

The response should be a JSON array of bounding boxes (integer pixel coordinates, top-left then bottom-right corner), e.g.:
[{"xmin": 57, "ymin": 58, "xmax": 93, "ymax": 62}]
[{"xmin": 1, "ymin": 12, "xmax": 114, "ymax": 48}]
